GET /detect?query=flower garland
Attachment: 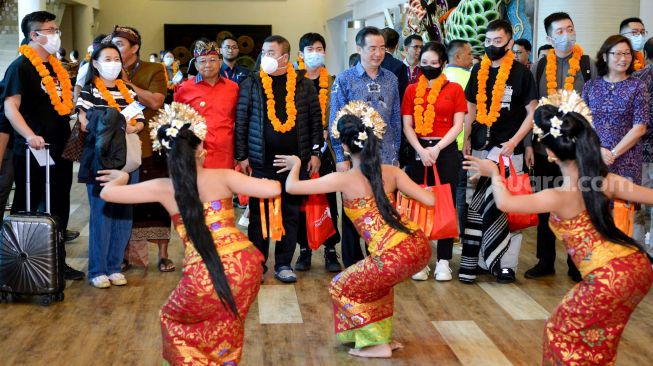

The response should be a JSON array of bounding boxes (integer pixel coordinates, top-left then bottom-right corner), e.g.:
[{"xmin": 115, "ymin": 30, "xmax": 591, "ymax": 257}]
[
  {"xmin": 19, "ymin": 45, "xmax": 73, "ymax": 116},
  {"xmin": 546, "ymin": 44, "xmax": 583, "ymax": 95},
  {"xmin": 162, "ymin": 61, "xmax": 178, "ymax": 90},
  {"xmin": 475, "ymin": 50, "xmax": 515, "ymax": 127},
  {"xmin": 93, "ymin": 77, "xmax": 138, "ymax": 126},
  {"xmin": 297, "ymin": 58, "xmax": 330, "ymax": 128},
  {"xmin": 634, "ymin": 51, "xmax": 644, "ymax": 71},
  {"xmin": 260, "ymin": 63, "xmax": 297, "ymax": 133},
  {"xmin": 413, "ymin": 74, "xmax": 447, "ymax": 136}
]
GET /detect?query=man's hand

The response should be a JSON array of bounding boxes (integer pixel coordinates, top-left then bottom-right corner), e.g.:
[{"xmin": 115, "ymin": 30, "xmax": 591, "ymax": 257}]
[
  {"xmin": 238, "ymin": 159, "xmax": 251, "ymax": 175},
  {"xmin": 525, "ymin": 146, "xmax": 534, "ymax": 169},
  {"xmin": 307, "ymin": 155, "xmax": 321, "ymax": 175},
  {"xmin": 27, "ymin": 135, "xmax": 46, "ymax": 150},
  {"xmin": 463, "ymin": 139, "xmax": 471, "ymax": 156},
  {"xmin": 500, "ymin": 139, "xmax": 516, "ymax": 157}
]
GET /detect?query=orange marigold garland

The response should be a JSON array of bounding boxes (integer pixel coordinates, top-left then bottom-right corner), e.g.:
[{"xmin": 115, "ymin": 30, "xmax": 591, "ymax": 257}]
[
  {"xmin": 260, "ymin": 63, "xmax": 297, "ymax": 133},
  {"xmin": 413, "ymin": 74, "xmax": 447, "ymax": 136},
  {"xmin": 297, "ymin": 56, "xmax": 305, "ymax": 71},
  {"xmin": 162, "ymin": 61, "xmax": 179, "ymax": 90},
  {"xmin": 634, "ymin": 51, "xmax": 644, "ymax": 71},
  {"xmin": 93, "ymin": 77, "xmax": 138, "ymax": 126},
  {"xmin": 298, "ymin": 58, "xmax": 330, "ymax": 128},
  {"xmin": 546, "ymin": 44, "xmax": 583, "ymax": 95},
  {"xmin": 475, "ymin": 50, "xmax": 515, "ymax": 127},
  {"xmin": 19, "ymin": 45, "xmax": 73, "ymax": 116}
]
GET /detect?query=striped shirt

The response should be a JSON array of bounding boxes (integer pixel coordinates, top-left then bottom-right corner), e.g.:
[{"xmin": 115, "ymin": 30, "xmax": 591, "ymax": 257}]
[{"xmin": 76, "ymin": 82, "xmax": 146, "ymax": 124}]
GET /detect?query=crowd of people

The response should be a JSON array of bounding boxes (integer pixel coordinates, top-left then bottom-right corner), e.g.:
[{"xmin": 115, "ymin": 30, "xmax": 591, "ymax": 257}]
[{"xmin": 0, "ymin": 9, "xmax": 652, "ymax": 366}]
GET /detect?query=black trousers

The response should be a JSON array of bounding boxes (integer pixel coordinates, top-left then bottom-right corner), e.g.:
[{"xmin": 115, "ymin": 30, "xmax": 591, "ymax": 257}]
[
  {"xmin": 248, "ymin": 167, "xmax": 305, "ymax": 272},
  {"xmin": 297, "ymin": 152, "xmax": 340, "ymax": 252},
  {"xmin": 0, "ymin": 149, "xmax": 14, "ymax": 220},
  {"xmin": 11, "ymin": 151, "xmax": 73, "ymax": 231},
  {"xmin": 408, "ymin": 139, "xmax": 460, "ymax": 260},
  {"xmin": 533, "ymin": 152, "xmax": 578, "ymax": 272}
]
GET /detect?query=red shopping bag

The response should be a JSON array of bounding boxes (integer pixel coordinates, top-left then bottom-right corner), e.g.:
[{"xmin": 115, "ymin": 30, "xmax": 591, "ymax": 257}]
[
  {"xmin": 613, "ymin": 199, "xmax": 635, "ymax": 236},
  {"xmin": 304, "ymin": 173, "xmax": 337, "ymax": 250},
  {"xmin": 425, "ymin": 166, "xmax": 459, "ymax": 240},
  {"xmin": 499, "ymin": 157, "xmax": 539, "ymax": 231}
]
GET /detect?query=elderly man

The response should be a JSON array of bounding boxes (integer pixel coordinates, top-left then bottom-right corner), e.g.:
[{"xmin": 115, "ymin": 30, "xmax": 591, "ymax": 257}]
[
  {"xmin": 235, "ymin": 35, "xmax": 323, "ymax": 283},
  {"xmin": 175, "ymin": 40, "xmax": 238, "ymax": 169},
  {"xmin": 220, "ymin": 36, "xmax": 251, "ymax": 84}
]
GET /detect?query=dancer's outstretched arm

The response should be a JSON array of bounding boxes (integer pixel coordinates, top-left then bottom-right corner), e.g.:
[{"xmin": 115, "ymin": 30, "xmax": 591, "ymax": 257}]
[
  {"xmin": 274, "ymin": 154, "xmax": 344, "ymax": 195},
  {"xmin": 464, "ymin": 155, "xmax": 563, "ymax": 214},
  {"xmin": 605, "ymin": 173, "xmax": 653, "ymax": 206},
  {"xmin": 222, "ymin": 169, "xmax": 281, "ymax": 199},
  {"xmin": 388, "ymin": 165, "xmax": 435, "ymax": 206},
  {"xmin": 98, "ymin": 170, "xmax": 175, "ymax": 210}
]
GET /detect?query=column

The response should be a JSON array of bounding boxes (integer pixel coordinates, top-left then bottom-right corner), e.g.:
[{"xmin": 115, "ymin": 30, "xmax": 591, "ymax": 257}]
[{"xmin": 17, "ymin": 0, "xmax": 46, "ymax": 43}]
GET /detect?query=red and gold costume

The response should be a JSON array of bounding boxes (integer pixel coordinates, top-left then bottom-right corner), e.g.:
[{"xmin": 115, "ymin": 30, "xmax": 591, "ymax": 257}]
[
  {"xmin": 544, "ymin": 211, "xmax": 653, "ymax": 365},
  {"xmin": 161, "ymin": 198, "xmax": 263, "ymax": 365},
  {"xmin": 328, "ymin": 195, "xmax": 431, "ymax": 348}
]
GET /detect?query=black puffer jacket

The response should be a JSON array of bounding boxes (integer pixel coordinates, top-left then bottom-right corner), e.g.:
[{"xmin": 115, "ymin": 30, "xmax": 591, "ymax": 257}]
[{"xmin": 235, "ymin": 70, "xmax": 322, "ymax": 168}]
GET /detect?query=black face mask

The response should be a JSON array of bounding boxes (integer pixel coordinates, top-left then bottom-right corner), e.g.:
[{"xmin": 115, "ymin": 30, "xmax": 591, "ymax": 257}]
[
  {"xmin": 420, "ymin": 65, "xmax": 442, "ymax": 80},
  {"xmin": 485, "ymin": 43, "xmax": 509, "ymax": 61}
]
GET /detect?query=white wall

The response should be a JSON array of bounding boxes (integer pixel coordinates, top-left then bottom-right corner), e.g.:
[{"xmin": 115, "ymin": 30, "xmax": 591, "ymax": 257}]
[
  {"xmin": 536, "ymin": 0, "xmax": 641, "ymax": 58},
  {"xmin": 642, "ymin": 0, "xmax": 653, "ymax": 34},
  {"xmin": 96, "ymin": 0, "xmax": 328, "ymax": 65}
]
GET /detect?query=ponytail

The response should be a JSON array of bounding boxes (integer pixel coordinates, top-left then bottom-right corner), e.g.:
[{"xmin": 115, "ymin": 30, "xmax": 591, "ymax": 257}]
[
  {"xmin": 159, "ymin": 126, "xmax": 240, "ymax": 317},
  {"xmin": 337, "ymin": 115, "xmax": 412, "ymax": 234}
]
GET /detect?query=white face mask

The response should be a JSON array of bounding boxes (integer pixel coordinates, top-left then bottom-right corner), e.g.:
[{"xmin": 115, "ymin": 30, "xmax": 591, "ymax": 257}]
[
  {"xmin": 260, "ymin": 55, "xmax": 281, "ymax": 74},
  {"xmin": 303, "ymin": 52, "xmax": 325, "ymax": 69},
  {"xmin": 37, "ymin": 32, "xmax": 61, "ymax": 55},
  {"xmin": 97, "ymin": 61, "xmax": 123, "ymax": 81},
  {"xmin": 628, "ymin": 34, "xmax": 644, "ymax": 51},
  {"xmin": 163, "ymin": 56, "xmax": 174, "ymax": 66}
]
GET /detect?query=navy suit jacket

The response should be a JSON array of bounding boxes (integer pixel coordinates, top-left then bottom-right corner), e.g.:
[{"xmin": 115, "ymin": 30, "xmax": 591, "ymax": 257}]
[{"xmin": 381, "ymin": 52, "xmax": 408, "ymax": 100}]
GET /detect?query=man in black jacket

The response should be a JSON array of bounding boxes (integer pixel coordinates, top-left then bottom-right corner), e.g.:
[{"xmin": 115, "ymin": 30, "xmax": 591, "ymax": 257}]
[
  {"xmin": 236, "ymin": 35, "xmax": 323, "ymax": 283},
  {"xmin": 381, "ymin": 27, "xmax": 409, "ymax": 100}
]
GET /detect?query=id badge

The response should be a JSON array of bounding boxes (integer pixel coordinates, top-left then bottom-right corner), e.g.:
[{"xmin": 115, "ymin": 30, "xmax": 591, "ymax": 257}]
[{"xmin": 121, "ymin": 101, "xmax": 146, "ymax": 121}]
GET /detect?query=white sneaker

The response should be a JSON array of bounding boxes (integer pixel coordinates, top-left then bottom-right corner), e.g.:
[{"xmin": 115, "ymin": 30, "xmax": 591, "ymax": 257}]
[
  {"xmin": 90, "ymin": 275, "xmax": 111, "ymax": 289},
  {"xmin": 411, "ymin": 266, "xmax": 430, "ymax": 281},
  {"xmin": 434, "ymin": 260, "xmax": 453, "ymax": 281},
  {"xmin": 108, "ymin": 273, "xmax": 127, "ymax": 286}
]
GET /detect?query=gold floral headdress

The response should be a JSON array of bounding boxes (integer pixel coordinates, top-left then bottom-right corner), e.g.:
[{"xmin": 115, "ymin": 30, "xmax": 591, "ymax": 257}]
[
  {"xmin": 331, "ymin": 101, "xmax": 386, "ymax": 148},
  {"xmin": 533, "ymin": 89, "xmax": 593, "ymax": 141},
  {"xmin": 149, "ymin": 102, "xmax": 207, "ymax": 151}
]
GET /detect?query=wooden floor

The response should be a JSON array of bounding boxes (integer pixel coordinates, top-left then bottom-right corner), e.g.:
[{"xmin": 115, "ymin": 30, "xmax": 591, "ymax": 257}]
[{"xmin": 1, "ymin": 173, "xmax": 653, "ymax": 366}]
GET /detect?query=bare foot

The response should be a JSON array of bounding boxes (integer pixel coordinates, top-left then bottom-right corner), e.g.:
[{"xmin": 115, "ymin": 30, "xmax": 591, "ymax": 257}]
[
  {"xmin": 390, "ymin": 341, "xmax": 404, "ymax": 351},
  {"xmin": 348, "ymin": 344, "xmax": 392, "ymax": 358}
]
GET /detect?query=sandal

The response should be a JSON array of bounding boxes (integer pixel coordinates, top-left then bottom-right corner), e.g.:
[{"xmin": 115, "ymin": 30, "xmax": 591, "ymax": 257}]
[{"xmin": 158, "ymin": 258, "xmax": 176, "ymax": 272}]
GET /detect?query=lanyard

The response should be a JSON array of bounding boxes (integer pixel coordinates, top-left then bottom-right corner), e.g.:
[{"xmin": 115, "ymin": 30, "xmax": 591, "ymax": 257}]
[{"xmin": 127, "ymin": 60, "xmax": 141, "ymax": 82}]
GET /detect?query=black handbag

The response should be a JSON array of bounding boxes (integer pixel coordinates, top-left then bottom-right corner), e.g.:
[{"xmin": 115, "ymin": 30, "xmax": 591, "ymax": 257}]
[{"xmin": 470, "ymin": 122, "xmax": 491, "ymax": 151}]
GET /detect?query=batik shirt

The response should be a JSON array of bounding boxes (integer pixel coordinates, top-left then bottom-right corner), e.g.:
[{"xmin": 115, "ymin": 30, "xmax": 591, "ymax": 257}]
[{"xmin": 634, "ymin": 63, "xmax": 653, "ymax": 163}]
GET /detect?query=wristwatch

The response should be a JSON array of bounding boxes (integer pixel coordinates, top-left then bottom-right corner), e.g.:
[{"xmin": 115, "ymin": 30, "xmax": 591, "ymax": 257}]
[
  {"xmin": 311, "ymin": 150, "xmax": 322, "ymax": 159},
  {"xmin": 610, "ymin": 148, "xmax": 618, "ymax": 157}
]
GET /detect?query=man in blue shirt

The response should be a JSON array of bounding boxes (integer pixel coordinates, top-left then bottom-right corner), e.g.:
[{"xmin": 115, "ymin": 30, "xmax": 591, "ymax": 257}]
[
  {"xmin": 219, "ymin": 36, "xmax": 251, "ymax": 84},
  {"xmin": 329, "ymin": 26, "xmax": 401, "ymax": 267}
]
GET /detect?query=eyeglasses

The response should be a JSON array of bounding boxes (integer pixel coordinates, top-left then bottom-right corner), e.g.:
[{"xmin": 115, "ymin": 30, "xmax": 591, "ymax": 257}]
[
  {"xmin": 513, "ymin": 51, "xmax": 524, "ymax": 55},
  {"xmin": 407, "ymin": 45, "xmax": 423, "ymax": 50},
  {"xmin": 196, "ymin": 57, "xmax": 221, "ymax": 65},
  {"xmin": 607, "ymin": 51, "xmax": 633, "ymax": 58},
  {"xmin": 222, "ymin": 45, "xmax": 239, "ymax": 50},
  {"xmin": 34, "ymin": 28, "xmax": 61, "ymax": 36},
  {"xmin": 621, "ymin": 30, "xmax": 648, "ymax": 37}
]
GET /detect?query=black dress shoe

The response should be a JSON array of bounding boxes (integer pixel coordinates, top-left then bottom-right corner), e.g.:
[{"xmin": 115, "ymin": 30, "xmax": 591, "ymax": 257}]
[
  {"xmin": 497, "ymin": 268, "xmax": 516, "ymax": 284},
  {"xmin": 568, "ymin": 268, "xmax": 582, "ymax": 283},
  {"xmin": 294, "ymin": 248, "xmax": 312, "ymax": 271},
  {"xmin": 64, "ymin": 230, "xmax": 80, "ymax": 242},
  {"xmin": 324, "ymin": 248, "xmax": 342, "ymax": 272},
  {"xmin": 524, "ymin": 261, "xmax": 555, "ymax": 279},
  {"xmin": 64, "ymin": 264, "xmax": 85, "ymax": 281}
]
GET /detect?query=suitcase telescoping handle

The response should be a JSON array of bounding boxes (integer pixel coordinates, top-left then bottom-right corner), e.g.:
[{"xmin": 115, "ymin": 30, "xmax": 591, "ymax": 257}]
[{"xmin": 25, "ymin": 143, "xmax": 51, "ymax": 214}]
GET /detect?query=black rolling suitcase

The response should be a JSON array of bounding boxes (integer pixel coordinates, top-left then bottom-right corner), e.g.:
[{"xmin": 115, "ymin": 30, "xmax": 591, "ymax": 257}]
[{"xmin": 0, "ymin": 145, "xmax": 65, "ymax": 306}]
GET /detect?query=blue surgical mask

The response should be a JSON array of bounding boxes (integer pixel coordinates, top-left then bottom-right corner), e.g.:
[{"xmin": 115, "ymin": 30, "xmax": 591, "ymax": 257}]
[
  {"xmin": 628, "ymin": 34, "xmax": 644, "ymax": 51},
  {"xmin": 303, "ymin": 52, "xmax": 325, "ymax": 69},
  {"xmin": 552, "ymin": 33, "xmax": 576, "ymax": 53}
]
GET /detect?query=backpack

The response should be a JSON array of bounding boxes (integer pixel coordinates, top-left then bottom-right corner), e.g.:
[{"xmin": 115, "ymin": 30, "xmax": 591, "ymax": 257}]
[{"xmin": 536, "ymin": 54, "xmax": 592, "ymax": 86}]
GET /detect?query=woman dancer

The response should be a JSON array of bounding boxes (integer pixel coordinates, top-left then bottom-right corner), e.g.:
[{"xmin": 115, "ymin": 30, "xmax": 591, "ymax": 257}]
[
  {"xmin": 464, "ymin": 90, "xmax": 653, "ymax": 365},
  {"xmin": 275, "ymin": 101, "xmax": 435, "ymax": 358},
  {"xmin": 98, "ymin": 102, "xmax": 281, "ymax": 365}
]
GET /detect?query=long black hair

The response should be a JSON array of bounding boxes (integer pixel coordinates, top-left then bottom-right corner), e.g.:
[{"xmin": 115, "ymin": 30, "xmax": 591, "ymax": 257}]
[
  {"xmin": 157, "ymin": 125, "xmax": 239, "ymax": 317},
  {"xmin": 85, "ymin": 42, "xmax": 123, "ymax": 87},
  {"xmin": 337, "ymin": 114, "xmax": 412, "ymax": 234},
  {"xmin": 534, "ymin": 105, "xmax": 644, "ymax": 251}
]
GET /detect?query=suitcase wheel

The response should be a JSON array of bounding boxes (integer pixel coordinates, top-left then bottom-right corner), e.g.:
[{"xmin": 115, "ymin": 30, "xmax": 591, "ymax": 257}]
[
  {"xmin": 55, "ymin": 292, "xmax": 65, "ymax": 302},
  {"xmin": 40, "ymin": 295, "xmax": 53, "ymax": 307}
]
